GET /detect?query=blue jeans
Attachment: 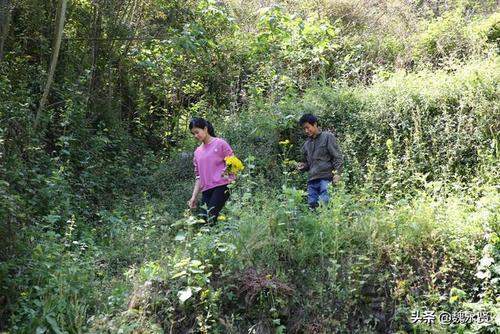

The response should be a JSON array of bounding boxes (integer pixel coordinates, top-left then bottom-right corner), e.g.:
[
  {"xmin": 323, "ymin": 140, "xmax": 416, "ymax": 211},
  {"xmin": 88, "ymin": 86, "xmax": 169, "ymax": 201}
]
[{"xmin": 307, "ymin": 178, "xmax": 331, "ymax": 208}]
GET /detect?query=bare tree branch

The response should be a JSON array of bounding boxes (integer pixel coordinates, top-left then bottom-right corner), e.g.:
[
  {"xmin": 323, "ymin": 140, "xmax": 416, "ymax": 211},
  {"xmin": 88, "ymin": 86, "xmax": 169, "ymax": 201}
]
[
  {"xmin": 0, "ymin": 0, "xmax": 12, "ymax": 62},
  {"xmin": 34, "ymin": 0, "xmax": 68, "ymax": 130}
]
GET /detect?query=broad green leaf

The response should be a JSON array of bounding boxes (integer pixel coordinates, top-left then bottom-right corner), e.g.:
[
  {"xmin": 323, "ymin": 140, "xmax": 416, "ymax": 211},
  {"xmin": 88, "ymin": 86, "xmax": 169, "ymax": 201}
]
[{"xmin": 178, "ymin": 287, "xmax": 192, "ymax": 304}]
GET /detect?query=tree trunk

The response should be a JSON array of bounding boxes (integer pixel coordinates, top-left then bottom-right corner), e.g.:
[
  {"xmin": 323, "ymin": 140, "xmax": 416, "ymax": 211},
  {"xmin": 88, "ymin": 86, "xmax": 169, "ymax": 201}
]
[
  {"xmin": 87, "ymin": 1, "xmax": 102, "ymax": 110},
  {"xmin": 0, "ymin": 0, "xmax": 12, "ymax": 62},
  {"xmin": 34, "ymin": 0, "xmax": 68, "ymax": 130}
]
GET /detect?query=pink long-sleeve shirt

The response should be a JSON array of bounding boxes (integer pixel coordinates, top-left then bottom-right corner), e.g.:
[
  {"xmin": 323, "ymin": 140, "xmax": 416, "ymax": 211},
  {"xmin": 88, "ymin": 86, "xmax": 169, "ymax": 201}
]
[{"xmin": 193, "ymin": 138, "xmax": 235, "ymax": 192}]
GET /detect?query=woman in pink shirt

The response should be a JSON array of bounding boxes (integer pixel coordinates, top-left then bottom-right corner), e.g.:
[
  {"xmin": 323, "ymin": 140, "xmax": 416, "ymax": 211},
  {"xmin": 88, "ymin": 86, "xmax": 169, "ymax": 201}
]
[{"xmin": 187, "ymin": 118, "xmax": 235, "ymax": 223}]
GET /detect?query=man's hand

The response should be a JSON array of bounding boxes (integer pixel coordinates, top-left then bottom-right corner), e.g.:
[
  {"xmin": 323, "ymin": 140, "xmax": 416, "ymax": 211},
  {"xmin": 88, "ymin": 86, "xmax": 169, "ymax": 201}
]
[
  {"xmin": 332, "ymin": 174, "xmax": 341, "ymax": 184},
  {"xmin": 297, "ymin": 162, "xmax": 306, "ymax": 171},
  {"xmin": 187, "ymin": 197, "xmax": 197, "ymax": 209}
]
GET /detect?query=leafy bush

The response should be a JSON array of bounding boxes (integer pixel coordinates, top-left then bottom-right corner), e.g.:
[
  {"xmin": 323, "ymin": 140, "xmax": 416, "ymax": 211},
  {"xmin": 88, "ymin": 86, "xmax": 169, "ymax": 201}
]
[
  {"xmin": 413, "ymin": 9, "xmax": 499, "ymax": 65},
  {"xmin": 260, "ymin": 57, "xmax": 499, "ymax": 191},
  {"xmin": 87, "ymin": 180, "xmax": 498, "ymax": 333}
]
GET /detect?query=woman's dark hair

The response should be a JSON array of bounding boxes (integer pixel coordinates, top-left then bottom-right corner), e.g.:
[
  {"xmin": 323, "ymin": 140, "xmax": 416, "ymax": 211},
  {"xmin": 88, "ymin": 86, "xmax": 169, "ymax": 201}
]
[
  {"xmin": 189, "ymin": 117, "xmax": 216, "ymax": 137},
  {"xmin": 299, "ymin": 113, "xmax": 318, "ymax": 126}
]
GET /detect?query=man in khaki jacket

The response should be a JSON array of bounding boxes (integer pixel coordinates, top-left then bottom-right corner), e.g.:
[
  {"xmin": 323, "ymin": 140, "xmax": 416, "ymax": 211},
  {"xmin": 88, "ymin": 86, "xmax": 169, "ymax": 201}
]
[{"xmin": 297, "ymin": 114, "xmax": 343, "ymax": 208}]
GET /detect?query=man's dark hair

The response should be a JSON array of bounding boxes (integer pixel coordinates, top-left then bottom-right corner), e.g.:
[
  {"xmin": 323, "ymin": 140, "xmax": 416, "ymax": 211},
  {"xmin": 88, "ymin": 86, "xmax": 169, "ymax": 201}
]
[{"xmin": 299, "ymin": 114, "xmax": 318, "ymax": 126}]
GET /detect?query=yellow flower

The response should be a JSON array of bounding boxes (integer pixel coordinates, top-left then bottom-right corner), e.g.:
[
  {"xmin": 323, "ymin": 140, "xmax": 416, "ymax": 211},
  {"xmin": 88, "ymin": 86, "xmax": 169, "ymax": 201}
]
[
  {"xmin": 224, "ymin": 156, "xmax": 245, "ymax": 175},
  {"xmin": 200, "ymin": 289, "xmax": 210, "ymax": 300},
  {"xmin": 279, "ymin": 139, "xmax": 291, "ymax": 146},
  {"xmin": 218, "ymin": 215, "xmax": 227, "ymax": 221}
]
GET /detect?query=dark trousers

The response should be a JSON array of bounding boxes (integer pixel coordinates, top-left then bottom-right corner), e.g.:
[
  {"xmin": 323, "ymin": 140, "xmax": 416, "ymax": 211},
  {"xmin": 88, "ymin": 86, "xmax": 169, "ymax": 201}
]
[{"xmin": 200, "ymin": 185, "xmax": 230, "ymax": 223}]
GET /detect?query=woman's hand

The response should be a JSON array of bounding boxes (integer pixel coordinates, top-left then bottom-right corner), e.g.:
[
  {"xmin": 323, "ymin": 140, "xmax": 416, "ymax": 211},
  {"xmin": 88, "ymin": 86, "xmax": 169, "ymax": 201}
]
[
  {"xmin": 189, "ymin": 179, "xmax": 201, "ymax": 209},
  {"xmin": 187, "ymin": 197, "xmax": 197, "ymax": 209}
]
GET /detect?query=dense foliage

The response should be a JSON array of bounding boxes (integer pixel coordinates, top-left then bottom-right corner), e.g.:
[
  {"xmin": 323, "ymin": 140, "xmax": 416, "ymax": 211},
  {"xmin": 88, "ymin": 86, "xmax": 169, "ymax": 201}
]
[{"xmin": 0, "ymin": 0, "xmax": 498, "ymax": 333}]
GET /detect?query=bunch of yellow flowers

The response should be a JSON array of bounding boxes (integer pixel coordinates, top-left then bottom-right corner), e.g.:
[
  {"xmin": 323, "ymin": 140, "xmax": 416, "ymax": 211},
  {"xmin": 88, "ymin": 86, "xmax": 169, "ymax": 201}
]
[
  {"xmin": 224, "ymin": 155, "xmax": 245, "ymax": 175},
  {"xmin": 279, "ymin": 139, "xmax": 291, "ymax": 146}
]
